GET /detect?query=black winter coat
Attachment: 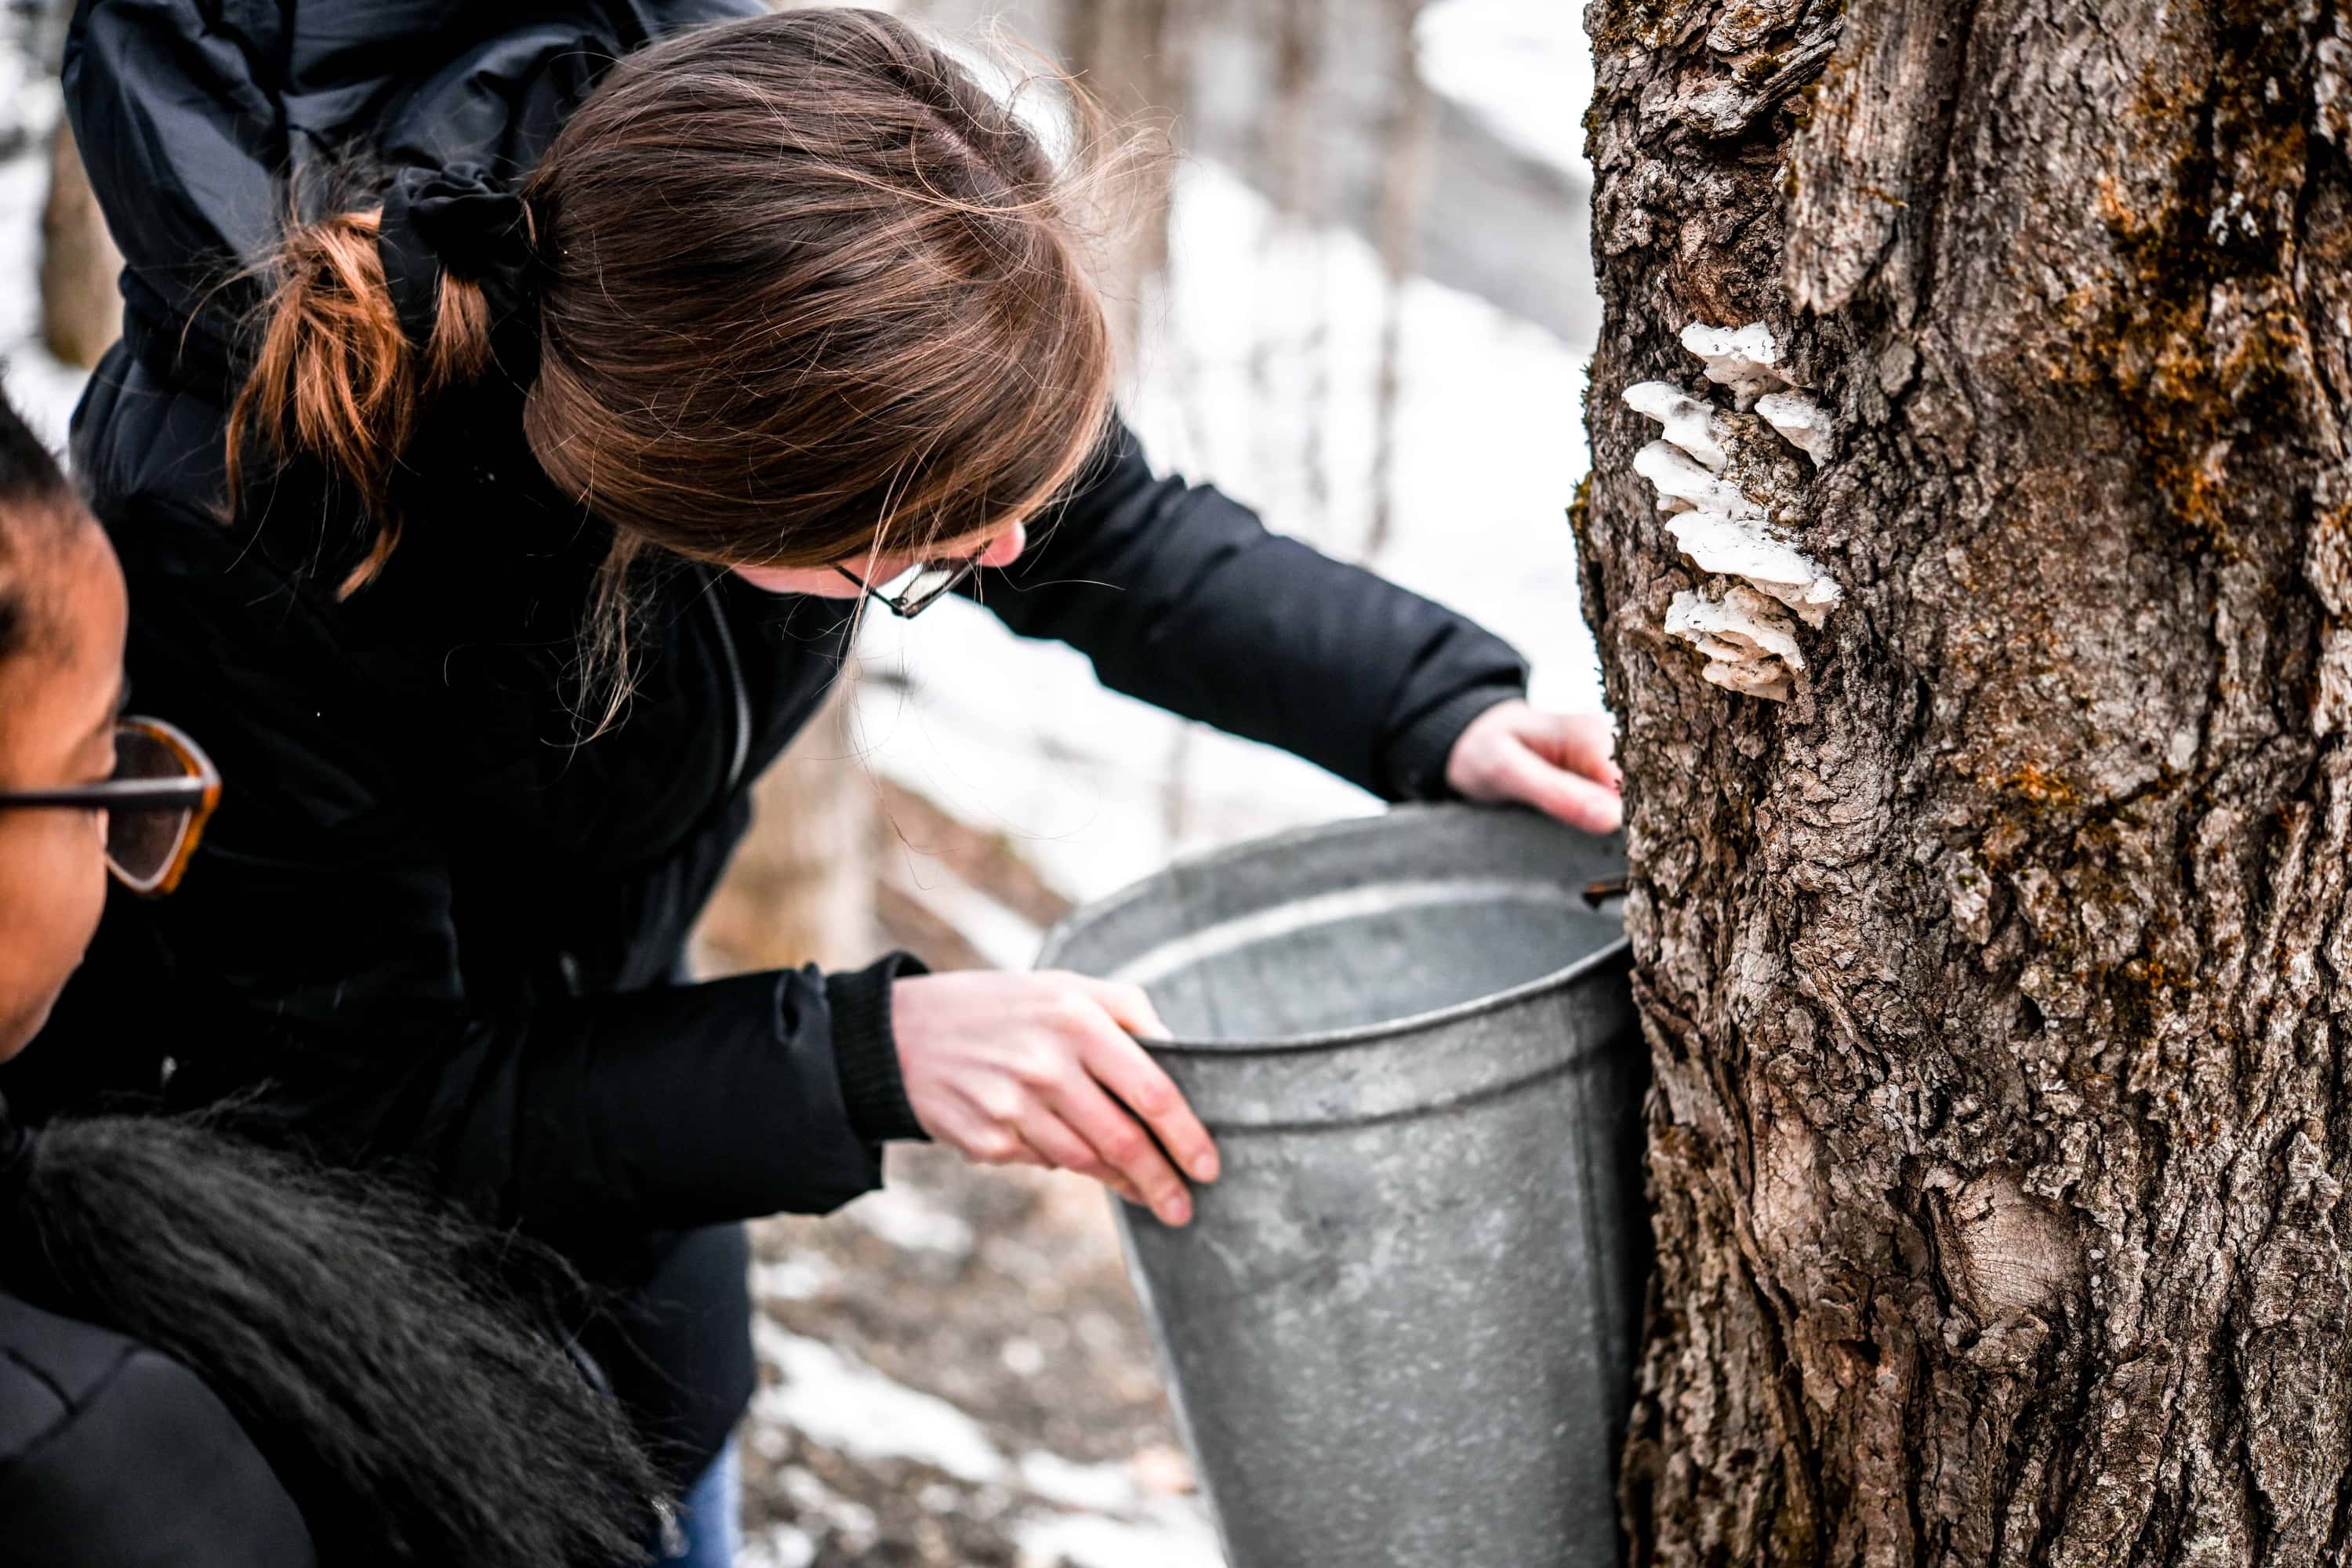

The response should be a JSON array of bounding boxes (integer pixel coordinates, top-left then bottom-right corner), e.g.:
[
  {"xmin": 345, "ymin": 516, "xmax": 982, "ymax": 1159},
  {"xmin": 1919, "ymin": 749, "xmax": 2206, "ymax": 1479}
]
[
  {"xmin": 0, "ymin": 1290, "xmax": 314, "ymax": 1566},
  {"xmin": 20, "ymin": 0, "xmax": 1530, "ymax": 1475}
]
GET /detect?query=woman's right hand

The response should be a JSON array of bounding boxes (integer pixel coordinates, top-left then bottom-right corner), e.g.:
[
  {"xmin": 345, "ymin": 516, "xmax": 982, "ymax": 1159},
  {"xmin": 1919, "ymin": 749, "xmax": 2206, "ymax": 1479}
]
[{"xmin": 891, "ymin": 971, "xmax": 1218, "ymax": 1226}]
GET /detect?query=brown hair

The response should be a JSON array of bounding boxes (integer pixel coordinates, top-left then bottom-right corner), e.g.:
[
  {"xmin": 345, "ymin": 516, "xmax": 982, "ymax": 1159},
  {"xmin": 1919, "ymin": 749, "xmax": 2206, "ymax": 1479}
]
[
  {"xmin": 227, "ymin": 8, "xmax": 1122, "ymax": 656},
  {"xmin": 224, "ymin": 205, "xmax": 501, "ymax": 595}
]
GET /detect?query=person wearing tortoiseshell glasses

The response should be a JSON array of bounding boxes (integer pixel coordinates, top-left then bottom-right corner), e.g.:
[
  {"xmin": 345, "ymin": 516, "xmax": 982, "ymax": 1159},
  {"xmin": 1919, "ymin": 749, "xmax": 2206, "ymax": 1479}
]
[
  {"xmin": 0, "ymin": 534, "xmax": 217, "ymax": 1054},
  {"xmin": 0, "ymin": 387, "xmax": 688, "ymax": 1566}
]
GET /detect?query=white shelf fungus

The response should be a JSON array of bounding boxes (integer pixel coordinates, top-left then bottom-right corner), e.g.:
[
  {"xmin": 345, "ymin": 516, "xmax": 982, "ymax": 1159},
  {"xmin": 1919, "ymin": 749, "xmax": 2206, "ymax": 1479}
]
[
  {"xmin": 1626, "ymin": 321, "xmax": 1845, "ymax": 702},
  {"xmin": 1632, "ymin": 439, "xmax": 1747, "ymax": 517},
  {"xmin": 1622, "ymin": 382, "xmax": 1730, "ymax": 471},
  {"xmin": 1664, "ymin": 512, "xmax": 1842, "ymax": 628},
  {"xmin": 1679, "ymin": 321, "xmax": 1791, "ymax": 408},
  {"xmin": 1665, "ymin": 585, "xmax": 1804, "ymax": 702},
  {"xmin": 1755, "ymin": 391, "xmax": 1833, "ymax": 466}
]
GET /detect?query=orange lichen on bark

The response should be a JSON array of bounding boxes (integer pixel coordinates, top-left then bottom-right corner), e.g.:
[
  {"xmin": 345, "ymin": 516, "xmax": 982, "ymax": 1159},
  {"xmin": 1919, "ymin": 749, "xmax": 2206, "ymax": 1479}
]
[
  {"xmin": 2000, "ymin": 763, "xmax": 2083, "ymax": 812},
  {"xmin": 2043, "ymin": 19, "xmax": 2325, "ymax": 562}
]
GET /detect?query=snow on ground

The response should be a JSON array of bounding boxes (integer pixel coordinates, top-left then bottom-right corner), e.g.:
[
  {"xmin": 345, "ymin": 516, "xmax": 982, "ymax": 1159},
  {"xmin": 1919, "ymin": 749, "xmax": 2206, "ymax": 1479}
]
[
  {"xmin": 748, "ymin": 1316, "xmax": 1223, "ymax": 1567},
  {"xmin": 748, "ymin": 1146, "xmax": 1225, "ymax": 1567},
  {"xmin": 754, "ymin": 1321, "xmax": 1013, "ymax": 1485}
]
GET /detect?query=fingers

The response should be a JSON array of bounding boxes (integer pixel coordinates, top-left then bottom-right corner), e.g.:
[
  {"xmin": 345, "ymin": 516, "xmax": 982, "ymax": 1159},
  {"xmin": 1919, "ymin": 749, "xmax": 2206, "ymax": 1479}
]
[
  {"xmin": 1052, "ymin": 1071, "xmax": 1196, "ymax": 1226},
  {"xmin": 956, "ymin": 1126, "xmax": 1051, "ymax": 1169},
  {"xmin": 1024, "ymin": 1109, "xmax": 1150, "ymax": 1206},
  {"xmin": 1061, "ymin": 975, "xmax": 1218, "ymax": 1184},
  {"xmin": 1102, "ymin": 1173, "xmax": 1148, "ymax": 1206},
  {"xmin": 902, "ymin": 971, "xmax": 1219, "ymax": 1224},
  {"xmin": 1493, "ymin": 742, "xmax": 1624, "ymax": 833},
  {"xmin": 1446, "ymin": 702, "xmax": 1624, "ymax": 815},
  {"xmin": 1040, "ymin": 978, "xmax": 1217, "ymax": 1225},
  {"xmin": 1076, "ymin": 1024, "xmax": 1219, "ymax": 1185},
  {"xmin": 1022, "ymin": 1109, "xmax": 1141, "ymax": 1206},
  {"xmin": 1022, "ymin": 1108, "xmax": 1103, "ymax": 1175},
  {"xmin": 1069, "ymin": 975, "xmax": 1174, "ymax": 1042},
  {"xmin": 1538, "ymin": 711, "xmax": 1624, "ymax": 793}
]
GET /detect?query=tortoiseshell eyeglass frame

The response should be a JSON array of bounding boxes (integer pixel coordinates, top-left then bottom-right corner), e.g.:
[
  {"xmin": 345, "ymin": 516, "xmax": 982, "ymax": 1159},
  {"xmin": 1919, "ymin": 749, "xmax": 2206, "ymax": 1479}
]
[{"xmin": 0, "ymin": 716, "xmax": 222, "ymax": 896}]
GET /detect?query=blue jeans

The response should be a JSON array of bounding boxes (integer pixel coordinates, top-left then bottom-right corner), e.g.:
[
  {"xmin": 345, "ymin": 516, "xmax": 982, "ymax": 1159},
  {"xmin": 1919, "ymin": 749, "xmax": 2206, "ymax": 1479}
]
[{"xmin": 660, "ymin": 1437, "xmax": 741, "ymax": 1567}]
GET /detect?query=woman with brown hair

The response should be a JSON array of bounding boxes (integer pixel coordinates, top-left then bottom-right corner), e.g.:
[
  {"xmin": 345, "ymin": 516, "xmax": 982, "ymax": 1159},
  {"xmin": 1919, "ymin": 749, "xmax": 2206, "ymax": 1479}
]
[{"xmin": 34, "ymin": 3, "xmax": 1622, "ymax": 1559}]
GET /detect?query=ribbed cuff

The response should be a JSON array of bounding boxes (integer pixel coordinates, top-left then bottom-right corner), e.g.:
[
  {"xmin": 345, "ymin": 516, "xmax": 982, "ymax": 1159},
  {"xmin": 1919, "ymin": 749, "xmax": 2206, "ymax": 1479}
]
[
  {"xmin": 1381, "ymin": 684, "xmax": 1526, "ymax": 801},
  {"xmin": 824, "ymin": 952, "xmax": 932, "ymax": 1143}
]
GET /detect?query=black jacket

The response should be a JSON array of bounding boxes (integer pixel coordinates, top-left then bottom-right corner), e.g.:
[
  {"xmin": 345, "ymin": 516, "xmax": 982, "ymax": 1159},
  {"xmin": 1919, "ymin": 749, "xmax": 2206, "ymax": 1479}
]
[
  {"xmin": 0, "ymin": 1290, "xmax": 314, "ymax": 1566},
  {"xmin": 24, "ymin": 0, "xmax": 1530, "ymax": 1475}
]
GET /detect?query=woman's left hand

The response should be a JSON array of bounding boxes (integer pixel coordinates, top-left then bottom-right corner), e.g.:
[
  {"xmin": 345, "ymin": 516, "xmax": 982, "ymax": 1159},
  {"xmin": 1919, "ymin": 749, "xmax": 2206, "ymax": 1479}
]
[{"xmin": 1445, "ymin": 700, "xmax": 1624, "ymax": 833}]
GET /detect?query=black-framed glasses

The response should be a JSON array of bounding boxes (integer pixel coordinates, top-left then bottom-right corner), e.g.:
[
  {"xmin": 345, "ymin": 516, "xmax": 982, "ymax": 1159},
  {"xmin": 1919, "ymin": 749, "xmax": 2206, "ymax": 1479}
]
[
  {"xmin": 833, "ymin": 554, "xmax": 988, "ymax": 619},
  {"xmin": 0, "ymin": 716, "xmax": 222, "ymax": 896}
]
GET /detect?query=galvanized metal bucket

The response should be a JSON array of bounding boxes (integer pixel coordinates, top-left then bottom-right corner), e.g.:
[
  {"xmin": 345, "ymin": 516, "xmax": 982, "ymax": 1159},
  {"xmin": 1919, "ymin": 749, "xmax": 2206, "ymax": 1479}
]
[{"xmin": 1035, "ymin": 804, "xmax": 1647, "ymax": 1568}]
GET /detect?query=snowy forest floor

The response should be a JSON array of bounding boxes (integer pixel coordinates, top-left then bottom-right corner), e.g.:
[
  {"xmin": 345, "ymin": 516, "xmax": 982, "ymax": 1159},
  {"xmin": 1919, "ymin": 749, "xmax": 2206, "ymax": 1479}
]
[{"xmin": 745, "ymin": 1153, "xmax": 1214, "ymax": 1566}]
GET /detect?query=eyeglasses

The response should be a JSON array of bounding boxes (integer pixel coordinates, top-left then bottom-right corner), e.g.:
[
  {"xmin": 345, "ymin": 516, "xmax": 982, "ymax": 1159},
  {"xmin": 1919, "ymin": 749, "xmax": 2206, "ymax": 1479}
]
[
  {"xmin": 833, "ymin": 554, "xmax": 988, "ymax": 619},
  {"xmin": 0, "ymin": 716, "xmax": 222, "ymax": 896}
]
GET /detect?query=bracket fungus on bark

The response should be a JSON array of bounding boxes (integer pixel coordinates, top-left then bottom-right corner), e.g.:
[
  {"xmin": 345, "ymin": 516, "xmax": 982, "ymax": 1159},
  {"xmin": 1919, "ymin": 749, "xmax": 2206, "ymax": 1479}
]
[
  {"xmin": 1629, "ymin": 322, "xmax": 1842, "ymax": 702},
  {"xmin": 1632, "ymin": 436, "xmax": 1742, "ymax": 514},
  {"xmin": 1664, "ymin": 512, "xmax": 1840, "ymax": 627},
  {"xmin": 1623, "ymin": 381, "xmax": 1732, "ymax": 474},
  {"xmin": 1754, "ymin": 390, "xmax": 1833, "ymax": 466},
  {"xmin": 1679, "ymin": 321, "xmax": 1789, "ymax": 408},
  {"xmin": 1664, "ymin": 584, "xmax": 1805, "ymax": 702}
]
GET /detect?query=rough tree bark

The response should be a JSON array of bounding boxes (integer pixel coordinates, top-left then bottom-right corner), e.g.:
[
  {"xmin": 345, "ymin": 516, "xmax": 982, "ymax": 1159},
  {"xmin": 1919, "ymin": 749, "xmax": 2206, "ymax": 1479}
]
[{"xmin": 1575, "ymin": 2, "xmax": 2352, "ymax": 1563}]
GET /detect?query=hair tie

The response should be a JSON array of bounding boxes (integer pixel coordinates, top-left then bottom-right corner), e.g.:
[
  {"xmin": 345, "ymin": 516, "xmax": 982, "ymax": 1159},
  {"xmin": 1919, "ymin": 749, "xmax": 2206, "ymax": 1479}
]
[{"xmin": 376, "ymin": 162, "xmax": 543, "ymax": 383}]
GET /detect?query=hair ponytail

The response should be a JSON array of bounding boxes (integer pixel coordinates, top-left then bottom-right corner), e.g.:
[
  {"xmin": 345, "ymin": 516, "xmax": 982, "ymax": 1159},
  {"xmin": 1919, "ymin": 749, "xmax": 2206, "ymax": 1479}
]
[
  {"xmin": 230, "ymin": 10, "xmax": 1130, "ymax": 586},
  {"xmin": 0, "ymin": 1108, "xmax": 666, "ymax": 1566},
  {"xmin": 224, "ymin": 207, "xmax": 499, "ymax": 597},
  {"xmin": 223, "ymin": 9, "xmax": 1135, "ymax": 744}
]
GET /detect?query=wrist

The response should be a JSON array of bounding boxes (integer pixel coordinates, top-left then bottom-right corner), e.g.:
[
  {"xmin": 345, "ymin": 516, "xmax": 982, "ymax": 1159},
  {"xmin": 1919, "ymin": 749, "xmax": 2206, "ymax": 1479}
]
[
  {"xmin": 1383, "ymin": 685, "xmax": 1526, "ymax": 802},
  {"xmin": 823, "ymin": 953, "xmax": 931, "ymax": 1142}
]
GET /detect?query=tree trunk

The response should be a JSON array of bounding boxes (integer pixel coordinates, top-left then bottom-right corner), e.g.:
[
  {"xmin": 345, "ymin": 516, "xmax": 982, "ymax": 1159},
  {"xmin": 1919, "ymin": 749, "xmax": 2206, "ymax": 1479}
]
[
  {"xmin": 1367, "ymin": 0, "xmax": 1432, "ymax": 563},
  {"xmin": 691, "ymin": 688, "xmax": 878, "ymax": 975},
  {"xmin": 40, "ymin": 122, "xmax": 123, "ymax": 369},
  {"xmin": 1575, "ymin": 2, "xmax": 2352, "ymax": 1563},
  {"xmin": 1056, "ymin": 0, "xmax": 1191, "ymax": 363}
]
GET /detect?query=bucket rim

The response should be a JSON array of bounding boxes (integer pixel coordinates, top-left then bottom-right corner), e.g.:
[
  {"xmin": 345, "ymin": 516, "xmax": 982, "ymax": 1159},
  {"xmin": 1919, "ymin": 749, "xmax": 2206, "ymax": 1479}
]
[{"xmin": 1034, "ymin": 803, "xmax": 1632, "ymax": 1058}]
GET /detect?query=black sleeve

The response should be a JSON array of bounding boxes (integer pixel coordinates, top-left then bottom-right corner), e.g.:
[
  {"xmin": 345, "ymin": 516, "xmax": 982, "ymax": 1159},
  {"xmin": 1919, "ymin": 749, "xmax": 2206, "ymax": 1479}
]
[
  {"xmin": 0, "ymin": 1349, "xmax": 317, "ymax": 1567},
  {"xmin": 158, "ymin": 956, "xmax": 928, "ymax": 1238},
  {"xmin": 973, "ymin": 419, "xmax": 1530, "ymax": 801},
  {"xmin": 53, "ymin": 532, "xmax": 927, "ymax": 1243}
]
